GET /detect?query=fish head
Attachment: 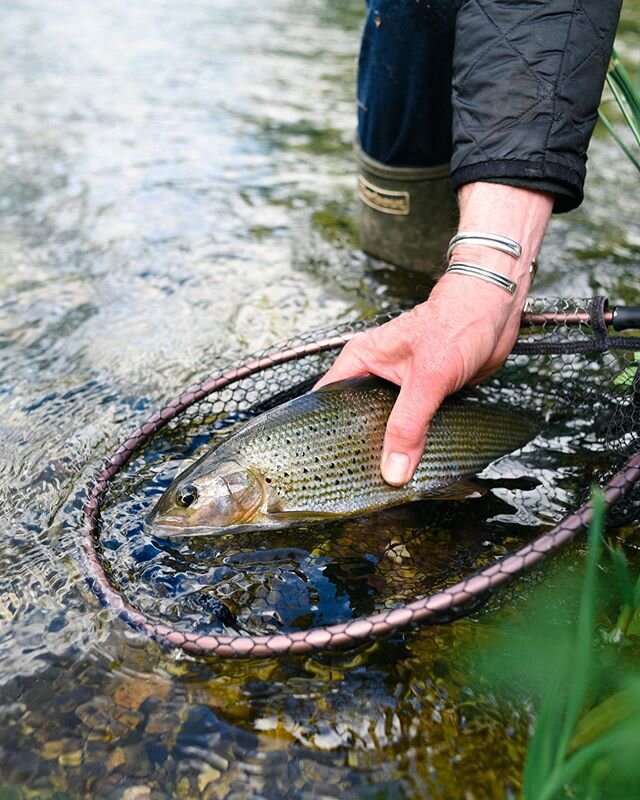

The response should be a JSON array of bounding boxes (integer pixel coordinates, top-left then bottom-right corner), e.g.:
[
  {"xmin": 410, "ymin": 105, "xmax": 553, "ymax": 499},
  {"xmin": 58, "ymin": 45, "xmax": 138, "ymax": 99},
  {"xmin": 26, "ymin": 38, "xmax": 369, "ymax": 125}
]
[{"xmin": 148, "ymin": 457, "xmax": 266, "ymax": 532}]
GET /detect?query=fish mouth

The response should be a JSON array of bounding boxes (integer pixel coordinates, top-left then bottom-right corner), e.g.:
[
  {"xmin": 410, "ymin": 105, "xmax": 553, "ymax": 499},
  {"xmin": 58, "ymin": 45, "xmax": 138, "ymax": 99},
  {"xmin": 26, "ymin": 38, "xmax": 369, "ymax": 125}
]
[
  {"xmin": 145, "ymin": 509, "xmax": 192, "ymax": 535},
  {"xmin": 149, "ymin": 522, "xmax": 231, "ymax": 538},
  {"xmin": 144, "ymin": 506, "xmax": 222, "ymax": 537},
  {"xmin": 145, "ymin": 503, "xmax": 260, "ymax": 538},
  {"xmin": 145, "ymin": 511, "xmax": 291, "ymax": 538}
]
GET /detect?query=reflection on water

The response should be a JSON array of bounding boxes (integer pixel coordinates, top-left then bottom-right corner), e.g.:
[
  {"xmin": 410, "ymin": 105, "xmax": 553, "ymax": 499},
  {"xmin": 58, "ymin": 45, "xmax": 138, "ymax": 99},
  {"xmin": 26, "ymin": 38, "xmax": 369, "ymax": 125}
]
[{"xmin": 1, "ymin": 0, "xmax": 640, "ymax": 797}]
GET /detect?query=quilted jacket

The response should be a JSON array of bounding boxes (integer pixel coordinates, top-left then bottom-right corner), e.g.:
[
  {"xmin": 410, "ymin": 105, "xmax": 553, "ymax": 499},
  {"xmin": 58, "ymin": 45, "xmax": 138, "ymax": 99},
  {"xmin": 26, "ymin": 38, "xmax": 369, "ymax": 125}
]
[
  {"xmin": 451, "ymin": 0, "xmax": 622, "ymax": 212},
  {"xmin": 357, "ymin": 0, "xmax": 622, "ymax": 212}
]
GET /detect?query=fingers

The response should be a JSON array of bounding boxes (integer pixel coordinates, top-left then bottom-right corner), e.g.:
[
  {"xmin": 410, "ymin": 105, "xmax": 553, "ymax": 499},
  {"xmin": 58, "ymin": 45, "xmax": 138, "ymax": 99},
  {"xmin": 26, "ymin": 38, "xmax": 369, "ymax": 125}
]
[
  {"xmin": 313, "ymin": 335, "xmax": 371, "ymax": 390},
  {"xmin": 381, "ymin": 374, "xmax": 448, "ymax": 486}
]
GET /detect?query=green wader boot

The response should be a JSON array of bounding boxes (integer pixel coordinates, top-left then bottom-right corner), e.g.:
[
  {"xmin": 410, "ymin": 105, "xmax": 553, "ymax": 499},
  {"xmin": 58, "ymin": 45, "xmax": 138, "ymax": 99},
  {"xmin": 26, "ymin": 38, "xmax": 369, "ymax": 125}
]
[{"xmin": 356, "ymin": 144, "xmax": 458, "ymax": 277}]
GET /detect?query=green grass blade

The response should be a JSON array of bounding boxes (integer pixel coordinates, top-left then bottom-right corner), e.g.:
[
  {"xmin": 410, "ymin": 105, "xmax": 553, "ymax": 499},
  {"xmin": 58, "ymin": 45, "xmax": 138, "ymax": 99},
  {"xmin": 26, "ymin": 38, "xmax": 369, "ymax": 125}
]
[
  {"xmin": 610, "ymin": 48, "xmax": 640, "ymax": 121},
  {"xmin": 569, "ymin": 688, "xmax": 640, "ymax": 752},
  {"xmin": 606, "ymin": 543, "xmax": 635, "ymax": 607},
  {"xmin": 534, "ymin": 686, "xmax": 640, "ymax": 800},
  {"xmin": 599, "ymin": 111, "xmax": 640, "ymax": 173},
  {"xmin": 609, "ymin": 49, "xmax": 640, "ymax": 119},
  {"xmin": 607, "ymin": 77, "xmax": 640, "ymax": 148},
  {"xmin": 536, "ymin": 732, "xmax": 620, "ymax": 800},
  {"xmin": 554, "ymin": 490, "xmax": 605, "ymax": 765},
  {"xmin": 522, "ymin": 650, "xmax": 569, "ymax": 799},
  {"xmin": 601, "ymin": 47, "xmax": 640, "ymax": 171},
  {"xmin": 524, "ymin": 491, "xmax": 606, "ymax": 798}
]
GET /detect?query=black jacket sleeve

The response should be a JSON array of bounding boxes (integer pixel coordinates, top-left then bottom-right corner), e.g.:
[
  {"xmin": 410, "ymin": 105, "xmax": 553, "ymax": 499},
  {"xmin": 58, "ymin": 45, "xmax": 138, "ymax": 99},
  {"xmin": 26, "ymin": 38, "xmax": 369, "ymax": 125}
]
[{"xmin": 450, "ymin": 0, "xmax": 622, "ymax": 212}]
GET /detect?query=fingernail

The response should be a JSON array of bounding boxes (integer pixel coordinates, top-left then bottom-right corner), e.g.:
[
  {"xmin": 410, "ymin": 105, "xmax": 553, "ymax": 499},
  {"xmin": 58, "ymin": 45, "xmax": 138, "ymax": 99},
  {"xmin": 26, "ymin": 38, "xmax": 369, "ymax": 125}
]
[{"xmin": 383, "ymin": 452, "xmax": 411, "ymax": 486}]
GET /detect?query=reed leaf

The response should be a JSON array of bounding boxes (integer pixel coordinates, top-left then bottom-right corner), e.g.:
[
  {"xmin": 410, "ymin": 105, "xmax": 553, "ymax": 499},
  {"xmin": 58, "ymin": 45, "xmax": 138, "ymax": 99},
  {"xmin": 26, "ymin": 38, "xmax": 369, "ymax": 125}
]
[
  {"xmin": 601, "ymin": 47, "xmax": 640, "ymax": 172},
  {"xmin": 522, "ymin": 491, "xmax": 605, "ymax": 800},
  {"xmin": 554, "ymin": 491, "xmax": 604, "ymax": 763}
]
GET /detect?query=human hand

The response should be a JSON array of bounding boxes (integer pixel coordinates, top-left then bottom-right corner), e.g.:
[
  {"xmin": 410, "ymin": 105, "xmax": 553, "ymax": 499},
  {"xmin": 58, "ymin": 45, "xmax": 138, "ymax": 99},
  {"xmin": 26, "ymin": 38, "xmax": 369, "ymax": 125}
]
[{"xmin": 315, "ymin": 182, "xmax": 553, "ymax": 486}]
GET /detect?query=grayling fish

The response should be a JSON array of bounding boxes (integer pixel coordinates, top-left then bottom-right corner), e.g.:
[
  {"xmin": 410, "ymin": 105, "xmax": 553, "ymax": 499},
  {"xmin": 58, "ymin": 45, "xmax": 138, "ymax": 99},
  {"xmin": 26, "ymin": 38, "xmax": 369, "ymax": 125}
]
[{"xmin": 148, "ymin": 376, "xmax": 538, "ymax": 534}]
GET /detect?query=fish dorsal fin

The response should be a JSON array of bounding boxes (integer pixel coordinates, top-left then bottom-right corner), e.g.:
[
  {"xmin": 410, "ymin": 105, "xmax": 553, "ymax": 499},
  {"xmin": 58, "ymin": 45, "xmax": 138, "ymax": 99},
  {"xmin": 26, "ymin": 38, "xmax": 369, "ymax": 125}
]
[{"xmin": 314, "ymin": 375, "xmax": 396, "ymax": 395}]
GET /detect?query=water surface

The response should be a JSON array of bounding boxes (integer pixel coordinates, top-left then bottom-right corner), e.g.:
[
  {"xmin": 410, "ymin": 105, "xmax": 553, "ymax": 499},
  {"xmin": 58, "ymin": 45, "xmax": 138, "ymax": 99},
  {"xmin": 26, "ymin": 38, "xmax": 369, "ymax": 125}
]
[{"xmin": 1, "ymin": 1, "xmax": 640, "ymax": 797}]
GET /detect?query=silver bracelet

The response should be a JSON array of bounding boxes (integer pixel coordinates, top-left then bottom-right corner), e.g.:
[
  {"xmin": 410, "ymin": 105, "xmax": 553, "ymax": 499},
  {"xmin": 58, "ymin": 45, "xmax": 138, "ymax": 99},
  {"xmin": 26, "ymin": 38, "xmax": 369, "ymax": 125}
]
[
  {"xmin": 447, "ymin": 231, "xmax": 522, "ymax": 262},
  {"xmin": 445, "ymin": 261, "xmax": 517, "ymax": 295}
]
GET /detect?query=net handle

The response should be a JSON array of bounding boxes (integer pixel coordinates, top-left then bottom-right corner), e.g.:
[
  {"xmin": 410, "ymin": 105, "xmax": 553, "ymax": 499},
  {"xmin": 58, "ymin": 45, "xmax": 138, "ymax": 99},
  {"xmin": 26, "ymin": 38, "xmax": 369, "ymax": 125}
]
[{"xmin": 521, "ymin": 303, "xmax": 640, "ymax": 331}]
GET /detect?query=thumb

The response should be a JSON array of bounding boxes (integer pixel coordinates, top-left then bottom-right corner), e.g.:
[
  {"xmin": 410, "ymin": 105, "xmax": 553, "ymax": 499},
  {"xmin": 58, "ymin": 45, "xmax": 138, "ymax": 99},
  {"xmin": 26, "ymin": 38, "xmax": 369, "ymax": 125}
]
[{"xmin": 381, "ymin": 377, "xmax": 447, "ymax": 486}]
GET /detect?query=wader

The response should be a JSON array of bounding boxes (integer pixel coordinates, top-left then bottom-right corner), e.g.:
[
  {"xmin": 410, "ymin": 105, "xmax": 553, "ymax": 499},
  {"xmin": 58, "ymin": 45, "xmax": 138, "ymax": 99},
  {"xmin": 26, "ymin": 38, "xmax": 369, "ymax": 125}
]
[{"xmin": 356, "ymin": 0, "xmax": 458, "ymax": 275}]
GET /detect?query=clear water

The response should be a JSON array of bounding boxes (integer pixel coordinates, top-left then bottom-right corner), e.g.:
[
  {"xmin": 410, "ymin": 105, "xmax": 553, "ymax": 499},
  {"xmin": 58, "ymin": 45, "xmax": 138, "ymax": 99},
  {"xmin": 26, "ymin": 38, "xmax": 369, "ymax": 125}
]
[{"xmin": 1, "ymin": 1, "xmax": 639, "ymax": 797}]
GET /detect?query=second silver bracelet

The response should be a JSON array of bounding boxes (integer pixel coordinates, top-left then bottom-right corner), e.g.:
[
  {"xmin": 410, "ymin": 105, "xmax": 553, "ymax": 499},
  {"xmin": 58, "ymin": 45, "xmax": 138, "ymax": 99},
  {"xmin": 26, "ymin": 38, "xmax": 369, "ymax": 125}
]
[{"xmin": 445, "ymin": 261, "xmax": 517, "ymax": 295}]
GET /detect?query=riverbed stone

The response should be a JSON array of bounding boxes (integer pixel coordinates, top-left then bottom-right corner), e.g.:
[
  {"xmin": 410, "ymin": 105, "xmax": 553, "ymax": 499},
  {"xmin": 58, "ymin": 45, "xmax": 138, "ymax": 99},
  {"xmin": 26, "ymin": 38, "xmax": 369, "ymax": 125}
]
[{"xmin": 114, "ymin": 676, "xmax": 172, "ymax": 711}]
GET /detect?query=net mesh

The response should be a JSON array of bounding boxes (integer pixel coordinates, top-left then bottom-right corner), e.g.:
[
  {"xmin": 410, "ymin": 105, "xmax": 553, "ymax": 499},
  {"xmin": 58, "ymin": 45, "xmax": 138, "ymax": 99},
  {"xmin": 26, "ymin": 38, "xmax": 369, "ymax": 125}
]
[{"xmin": 82, "ymin": 296, "xmax": 640, "ymax": 657}]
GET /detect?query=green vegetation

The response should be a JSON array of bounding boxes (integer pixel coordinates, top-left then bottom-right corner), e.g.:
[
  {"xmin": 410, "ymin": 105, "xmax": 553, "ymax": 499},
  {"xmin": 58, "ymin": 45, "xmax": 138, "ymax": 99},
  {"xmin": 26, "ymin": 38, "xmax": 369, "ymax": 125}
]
[
  {"xmin": 600, "ymin": 47, "xmax": 640, "ymax": 172},
  {"xmin": 478, "ymin": 493, "xmax": 640, "ymax": 799},
  {"xmin": 522, "ymin": 494, "xmax": 640, "ymax": 800},
  {"xmin": 511, "ymin": 39, "xmax": 640, "ymax": 798},
  {"xmin": 613, "ymin": 352, "xmax": 640, "ymax": 388}
]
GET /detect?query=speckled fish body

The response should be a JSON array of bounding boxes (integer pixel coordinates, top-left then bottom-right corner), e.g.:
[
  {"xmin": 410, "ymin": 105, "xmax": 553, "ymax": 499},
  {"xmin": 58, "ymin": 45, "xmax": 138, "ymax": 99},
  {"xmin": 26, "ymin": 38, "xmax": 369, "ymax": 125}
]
[{"xmin": 149, "ymin": 376, "xmax": 538, "ymax": 534}]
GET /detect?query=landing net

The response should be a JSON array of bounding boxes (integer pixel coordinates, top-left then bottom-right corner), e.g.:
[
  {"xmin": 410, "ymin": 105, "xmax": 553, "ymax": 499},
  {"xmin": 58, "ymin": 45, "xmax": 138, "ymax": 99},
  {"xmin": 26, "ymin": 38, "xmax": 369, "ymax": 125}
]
[{"xmin": 82, "ymin": 297, "xmax": 640, "ymax": 657}]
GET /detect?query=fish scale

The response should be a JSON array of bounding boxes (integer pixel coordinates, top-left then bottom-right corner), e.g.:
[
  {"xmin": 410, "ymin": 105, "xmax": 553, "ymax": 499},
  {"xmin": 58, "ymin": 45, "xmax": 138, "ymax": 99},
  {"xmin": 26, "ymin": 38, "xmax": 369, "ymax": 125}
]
[{"xmin": 220, "ymin": 377, "xmax": 538, "ymax": 516}]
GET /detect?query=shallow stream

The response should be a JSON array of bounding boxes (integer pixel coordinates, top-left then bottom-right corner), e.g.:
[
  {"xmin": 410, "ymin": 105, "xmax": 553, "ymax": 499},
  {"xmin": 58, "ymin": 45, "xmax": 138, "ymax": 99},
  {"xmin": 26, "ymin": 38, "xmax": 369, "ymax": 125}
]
[{"xmin": 1, "ymin": 2, "xmax": 640, "ymax": 798}]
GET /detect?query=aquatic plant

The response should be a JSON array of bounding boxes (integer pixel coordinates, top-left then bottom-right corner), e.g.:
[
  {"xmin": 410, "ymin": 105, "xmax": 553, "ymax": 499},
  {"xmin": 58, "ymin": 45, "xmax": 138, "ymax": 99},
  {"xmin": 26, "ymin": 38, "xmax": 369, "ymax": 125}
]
[
  {"xmin": 473, "ymin": 491, "xmax": 640, "ymax": 799},
  {"xmin": 520, "ymin": 492, "xmax": 640, "ymax": 800},
  {"xmin": 600, "ymin": 47, "xmax": 640, "ymax": 172}
]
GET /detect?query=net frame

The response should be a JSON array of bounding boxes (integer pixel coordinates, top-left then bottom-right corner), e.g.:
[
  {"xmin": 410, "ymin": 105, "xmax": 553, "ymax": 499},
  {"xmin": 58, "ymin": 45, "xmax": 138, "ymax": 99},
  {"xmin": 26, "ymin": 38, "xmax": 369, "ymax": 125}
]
[{"xmin": 82, "ymin": 296, "xmax": 640, "ymax": 658}]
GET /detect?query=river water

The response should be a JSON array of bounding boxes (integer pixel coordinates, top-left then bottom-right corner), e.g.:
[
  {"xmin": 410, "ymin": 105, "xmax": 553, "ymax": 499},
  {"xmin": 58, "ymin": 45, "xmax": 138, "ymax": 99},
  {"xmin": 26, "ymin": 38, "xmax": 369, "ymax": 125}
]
[{"xmin": 1, "ymin": 2, "xmax": 639, "ymax": 798}]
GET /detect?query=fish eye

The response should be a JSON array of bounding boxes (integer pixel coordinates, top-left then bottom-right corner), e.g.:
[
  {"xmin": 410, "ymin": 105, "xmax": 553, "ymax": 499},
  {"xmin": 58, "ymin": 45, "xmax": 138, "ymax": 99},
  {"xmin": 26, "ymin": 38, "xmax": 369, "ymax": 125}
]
[{"xmin": 176, "ymin": 483, "xmax": 198, "ymax": 508}]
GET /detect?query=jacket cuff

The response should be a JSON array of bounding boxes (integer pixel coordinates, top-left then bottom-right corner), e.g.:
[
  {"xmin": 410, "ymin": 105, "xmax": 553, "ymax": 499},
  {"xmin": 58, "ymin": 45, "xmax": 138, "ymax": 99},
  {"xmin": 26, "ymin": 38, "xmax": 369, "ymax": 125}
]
[{"xmin": 451, "ymin": 159, "xmax": 584, "ymax": 214}]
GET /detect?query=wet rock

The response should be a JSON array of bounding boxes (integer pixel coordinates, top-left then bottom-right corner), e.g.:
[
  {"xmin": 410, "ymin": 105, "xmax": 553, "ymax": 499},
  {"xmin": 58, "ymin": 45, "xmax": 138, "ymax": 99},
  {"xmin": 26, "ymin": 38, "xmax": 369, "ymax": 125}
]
[
  {"xmin": 145, "ymin": 709, "xmax": 181, "ymax": 736},
  {"xmin": 76, "ymin": 697, "xmax": 113, "ymax": 731},
  {"xmin": 114, "ymin": 676, "xmax": 171, "ymax": 711},
  {"xmin": 42, "ymin": 737, "xmax": 81, "ymax": 761},
  {"xmin": 114, "ymin": 706, "xmax": 145, "ymax": 732},
  {"xmin": 174, "ymin": 776, "xmax": 194, "ymax": 798},
  {"xmin": 76, "ymin": 696, "xmax": 122, "ymax": 735},
  {"xmin": 198, "ymin": 765, "xmax": 223, "ymax": 794},
  {"xmin": 122, "ymin": 787, "xmax": 153, "ymax": 800},
  {"xmin": 147, "ymin": 741, "xmax": 168, "ymax": 767},
  {"xmin": 202, "ymin": 777, "xmax": 232, "ymax": 800},
  {"xmin": 55, "ymin": 688, "xmax": 91, "ymax": 715},
  {"xmin": 75, "ymin": 693, "xmax": 144, "ymax": 740},
  {"xmin": 116, "ymin": 743, "xmax": 151, "ymax": 779},
  {"xmin": 106, "ymin": 747, "xmax": 126, "ymax": 771},
  {"xmin": 0, "ymin": 592, "xmax": 20, "ymax": 622},
  {"xmin": 58, "ymin": 748, "xmax": 83, "ymax": 767},
  {"xmin": 87, "ymin": 772, "xmax": 127, "ymax": 799}
]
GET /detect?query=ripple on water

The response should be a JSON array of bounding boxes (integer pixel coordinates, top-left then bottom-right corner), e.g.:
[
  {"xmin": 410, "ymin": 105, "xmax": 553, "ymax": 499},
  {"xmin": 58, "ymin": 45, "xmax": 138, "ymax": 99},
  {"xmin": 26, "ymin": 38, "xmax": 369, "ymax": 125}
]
[{"xmin": 1, "ymin": 0, "xmax": 640, "ymax": 796}]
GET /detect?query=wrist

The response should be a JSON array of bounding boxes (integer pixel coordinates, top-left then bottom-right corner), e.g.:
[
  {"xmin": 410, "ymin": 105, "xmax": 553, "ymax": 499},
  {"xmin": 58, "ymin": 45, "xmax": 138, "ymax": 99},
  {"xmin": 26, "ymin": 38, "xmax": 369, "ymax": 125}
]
[
  {"xmin": 446, "ymin": 182, "xmax": 552, "ymax": 302},
  {"xmin": 456, "ymin": 181, "xmax": 553, "ymax": 239},
  {"xmin": 455, "ymin": 183, "xmax": 552, "ymax": 260}
]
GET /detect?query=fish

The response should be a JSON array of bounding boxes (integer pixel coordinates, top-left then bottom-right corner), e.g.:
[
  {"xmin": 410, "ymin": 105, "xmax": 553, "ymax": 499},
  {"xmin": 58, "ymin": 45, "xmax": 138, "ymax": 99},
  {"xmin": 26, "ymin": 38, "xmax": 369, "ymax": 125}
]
[{"xmin": 148, "ymin": 376, "xmax": 539, "ymax": 535}]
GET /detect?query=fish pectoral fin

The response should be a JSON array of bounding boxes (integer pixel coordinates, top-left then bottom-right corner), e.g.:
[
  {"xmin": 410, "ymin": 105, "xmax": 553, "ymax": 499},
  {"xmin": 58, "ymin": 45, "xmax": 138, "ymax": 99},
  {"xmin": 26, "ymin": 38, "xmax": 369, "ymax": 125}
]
[{"xmin": 425, "ymin": 479, "xmax": 487, "ymax": 501}]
